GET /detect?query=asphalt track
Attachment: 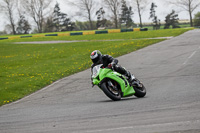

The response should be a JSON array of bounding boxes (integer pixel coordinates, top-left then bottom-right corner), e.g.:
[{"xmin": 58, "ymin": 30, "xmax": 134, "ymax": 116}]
[{"xmin": 1, "ymin": 29, "xmax": 200, "ymax": 133}]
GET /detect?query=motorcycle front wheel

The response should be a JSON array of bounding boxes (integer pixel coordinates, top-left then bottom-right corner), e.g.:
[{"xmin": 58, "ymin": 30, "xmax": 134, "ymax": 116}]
[
  {"xmin": 133, "ymin": 79, "xmax": 146, "ymax": 98},
  {"xmin": 100, "ymin": 80, "xmax": 121, "ymax": 101}
]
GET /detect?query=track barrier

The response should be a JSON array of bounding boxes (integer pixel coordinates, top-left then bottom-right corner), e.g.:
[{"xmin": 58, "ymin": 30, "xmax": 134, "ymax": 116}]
[{"xmin": 1, "ymin": 28, "xmax": 148, "ymax": 40}]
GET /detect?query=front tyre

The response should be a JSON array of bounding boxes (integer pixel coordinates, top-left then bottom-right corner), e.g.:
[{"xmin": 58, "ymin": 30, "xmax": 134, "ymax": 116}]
[
  {"xmin": 134, "ymin": 82, "xmax": 146, "ymax": 98},
  {"xmin": 100, "ymin": 81, "xmax": 121, "ymax": 101}
]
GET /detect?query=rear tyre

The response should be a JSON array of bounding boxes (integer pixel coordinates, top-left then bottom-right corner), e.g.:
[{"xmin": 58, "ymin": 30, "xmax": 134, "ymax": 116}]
[{"xmin": 100, "ymin": 80, "xmax": 121, "ymax": 101}]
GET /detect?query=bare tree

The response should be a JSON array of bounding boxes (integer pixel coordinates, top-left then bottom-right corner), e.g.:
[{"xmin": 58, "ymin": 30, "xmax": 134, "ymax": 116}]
[
  {"xmin": 16, "ymin": 0, "xmax": 24, "ymax": 16},
  {"xmin": 22, "ymin": 0, "xmax": 52, "ymax": 33},
  {"xmin": 168, "ymin": 0, "xmax": 200, "ymax": 27},
  {"xmin": 1, "ymin": 0, "xmax": 17, "ymax": 34},
  {"xmin": 131, "ymin": 0, "xmax": 149, "ymax": 28},
  {"xmin": 104, "ymin": 0, "xmax": 121, "ymax": 28},
  {"xmin": 67, "ymin": 0, "xmax": 96, "ymax": 30}
]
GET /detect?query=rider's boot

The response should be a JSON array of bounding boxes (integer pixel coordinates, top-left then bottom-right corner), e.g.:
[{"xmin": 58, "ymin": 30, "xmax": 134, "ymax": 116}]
[
  {"xmin": 132, "ymin": 78, "xmax": 143, "ymax": 88},
  {"xmin": 126, "ymin": 71, "xmax": 134, "ymax": 81},
  {"xmin": 126, "ymin": 71, "xmax": 142, "ymax": 88}
]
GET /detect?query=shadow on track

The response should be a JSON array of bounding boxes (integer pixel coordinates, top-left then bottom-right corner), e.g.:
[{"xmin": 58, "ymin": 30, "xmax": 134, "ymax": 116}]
[{"xmin": 94, "ymin": 96, "xmax": 147, "ymax": 103}]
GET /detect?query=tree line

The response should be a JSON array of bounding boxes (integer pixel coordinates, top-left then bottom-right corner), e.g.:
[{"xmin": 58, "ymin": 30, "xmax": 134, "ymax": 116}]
[{"xmin": 0, "ymin": 0, "xmax": 200, "ymax": 35}]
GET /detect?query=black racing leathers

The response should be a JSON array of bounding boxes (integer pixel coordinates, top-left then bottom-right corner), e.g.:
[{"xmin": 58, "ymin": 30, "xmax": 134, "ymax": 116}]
[{"xmin": 91, "ymin": 55, "xmax": 130, "ymax": 77}]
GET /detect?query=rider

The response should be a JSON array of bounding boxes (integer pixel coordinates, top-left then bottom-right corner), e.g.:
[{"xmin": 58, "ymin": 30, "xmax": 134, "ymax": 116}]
[{"xmin": 90, "ymin": 50, "xmax": 140, "ymax": 86}]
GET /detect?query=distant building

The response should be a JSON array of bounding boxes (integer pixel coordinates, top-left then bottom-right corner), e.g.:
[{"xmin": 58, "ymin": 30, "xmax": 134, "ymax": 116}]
[{"xmin": 178, "ymin": 19, "xmax": 190, "ymax": 23}]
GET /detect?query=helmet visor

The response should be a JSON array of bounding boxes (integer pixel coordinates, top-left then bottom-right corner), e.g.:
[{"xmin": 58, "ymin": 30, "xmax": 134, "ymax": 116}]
[{"xmin": 92, "ymin": 57, "xmax": 100, "ymax": 64}]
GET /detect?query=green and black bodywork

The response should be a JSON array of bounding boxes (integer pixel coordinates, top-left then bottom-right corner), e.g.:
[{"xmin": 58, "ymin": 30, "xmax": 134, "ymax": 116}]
[{"xmin": 92, "ymin": 64, "xmax": 146, "ymax": 101}]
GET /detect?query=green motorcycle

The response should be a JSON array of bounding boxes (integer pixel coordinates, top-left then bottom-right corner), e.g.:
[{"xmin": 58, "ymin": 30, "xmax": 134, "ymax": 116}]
[{"xmin": 92, "ymin": 64, "xmax": 146, "ymax": 101}]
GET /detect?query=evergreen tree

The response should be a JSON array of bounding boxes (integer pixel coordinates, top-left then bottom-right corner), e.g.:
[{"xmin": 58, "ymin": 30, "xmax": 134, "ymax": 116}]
[
  {"xmin": 16, "ymin": 15, "xmax": 31, "ymax": 34},
  {"xmin": 120, "ymin": 0, "xmax": 134, "ymax": 28},
  {"xmin": 96, "ymin": 7, "xmax": 107, "ymax": 28},
  {"xmin": 52, "ymin": 2, "xmax": 75, "ymax": 31},
  {"xmin": 194, "ymin": 12, "xmax": 200, "ymax": 27},
  {"xmin": 164, "ymin": 10, "xmax": 180, "ymax": 29},
  {"xmin": 60, "ymin": 13, "xmax": 75, "ymax": 31},
  {"xmin": 53, "ymin": 2, "xmax": 61, "ymax": 31},
  {"xmin": 149, "ymin": 3, "xmax": 160, "ymax": 30},
  {"xmin": 43, "ymin": 17, "xmax": 55, "ymax": 32},
  {"xmin": 168, "ymin": 0, "xmax": 200, "ymax": 27}
]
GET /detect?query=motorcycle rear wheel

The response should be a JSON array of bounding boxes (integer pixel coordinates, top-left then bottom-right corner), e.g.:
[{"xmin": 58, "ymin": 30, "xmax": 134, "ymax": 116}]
[{"xmin": 101, "ymin": 80, "xmax": 121, "ymax": 101}]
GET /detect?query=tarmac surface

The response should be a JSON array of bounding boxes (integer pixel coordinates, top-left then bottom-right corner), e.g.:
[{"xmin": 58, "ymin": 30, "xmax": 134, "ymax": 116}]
[{"xmin": 1, "ymin": 29, "xmax": 200, "ymax": 133}]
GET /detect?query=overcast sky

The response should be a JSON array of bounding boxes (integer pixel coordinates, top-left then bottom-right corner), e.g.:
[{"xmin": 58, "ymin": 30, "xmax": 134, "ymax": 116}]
[
  {"xmin": 0, "ymin": 0, "xmax": 200, "ymax": 31},
  {"xmin": 57, "ymin": 0, "xmax": 200, "ymax": 23}
]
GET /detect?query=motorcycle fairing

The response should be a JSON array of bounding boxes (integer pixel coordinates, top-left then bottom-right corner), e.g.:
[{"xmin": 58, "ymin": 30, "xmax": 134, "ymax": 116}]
[{"xmin": 97, "ymin": 68, "xmax": 135, "ymax": 97}]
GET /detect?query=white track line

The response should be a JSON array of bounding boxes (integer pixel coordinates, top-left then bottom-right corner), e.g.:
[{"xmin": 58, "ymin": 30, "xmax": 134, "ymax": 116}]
[{"xmin": 183, "ymin": 50, "xmax": 198, "ymax": 65}]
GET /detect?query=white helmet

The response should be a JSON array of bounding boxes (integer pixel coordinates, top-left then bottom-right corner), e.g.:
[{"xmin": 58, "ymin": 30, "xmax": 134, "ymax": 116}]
[{"xmin": 90, "ymin": 50, "xmax": 102, "ymax": 64}]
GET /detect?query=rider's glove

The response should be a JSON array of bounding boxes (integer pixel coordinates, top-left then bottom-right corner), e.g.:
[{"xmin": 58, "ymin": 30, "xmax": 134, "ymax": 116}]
[
  {"xmin": 108, "ymin": 63, "xmax": 115, "ymax": 69},
  {"xmin": 108, "ymin": 63, "xmax": 112, "ymax": 68}
]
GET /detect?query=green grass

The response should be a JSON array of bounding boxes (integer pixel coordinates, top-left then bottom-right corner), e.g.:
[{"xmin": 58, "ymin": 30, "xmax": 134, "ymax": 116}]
[{"xmin": 0, "ymin": 28, "xmax": 193, "ymax": 106}]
